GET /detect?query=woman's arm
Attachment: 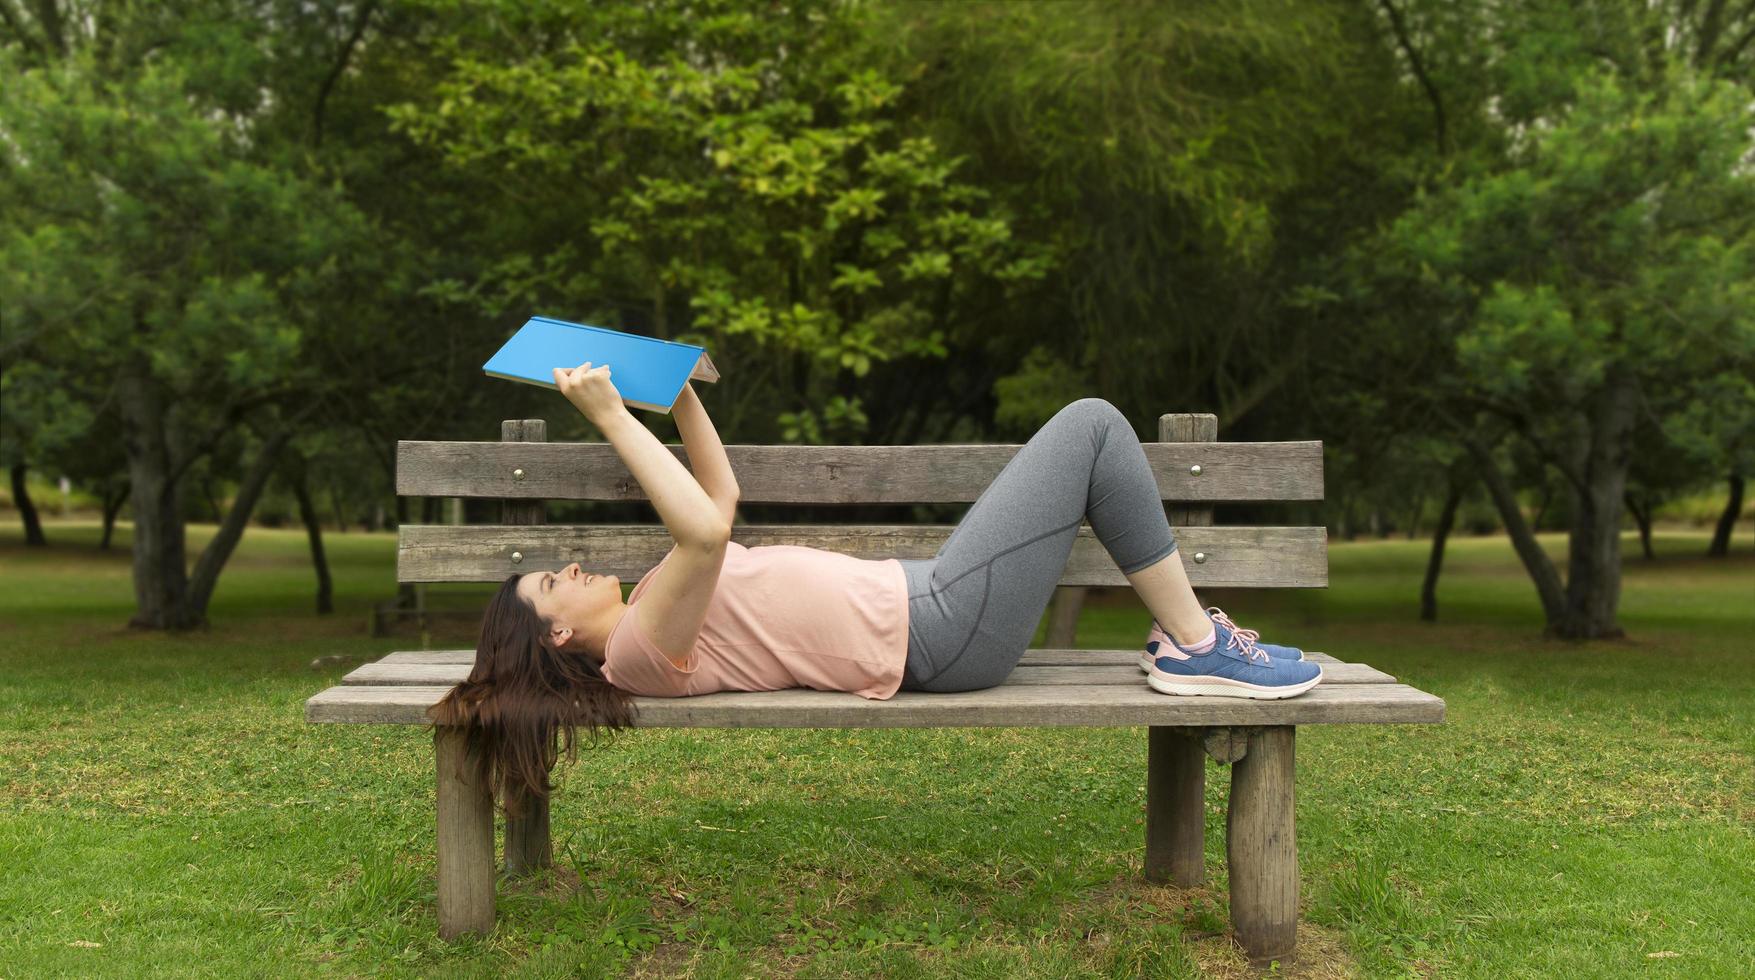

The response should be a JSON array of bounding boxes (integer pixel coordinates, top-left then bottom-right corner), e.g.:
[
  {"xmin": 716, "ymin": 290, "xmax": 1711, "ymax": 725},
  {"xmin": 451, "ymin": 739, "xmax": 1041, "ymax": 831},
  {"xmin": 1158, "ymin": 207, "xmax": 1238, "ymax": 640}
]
[
  {"xmin": 672, "ymin": 382, "xmax": 741, "ymax": 526},
  {"xmin": 555, "ymin": 363, "xmax": 729, "ymax": 547}
]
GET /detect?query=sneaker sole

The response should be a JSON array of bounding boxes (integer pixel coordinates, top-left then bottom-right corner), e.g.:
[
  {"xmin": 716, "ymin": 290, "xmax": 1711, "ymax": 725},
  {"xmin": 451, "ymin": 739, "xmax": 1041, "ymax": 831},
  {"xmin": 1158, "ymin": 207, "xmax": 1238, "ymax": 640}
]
[
  {"xmin": 1145, "ymin": 667, "xmax": 1323, "ymax": 700},
  {"xmin": 1138, "ymin": 651, "xmax": 1304, "ymax": 671}
]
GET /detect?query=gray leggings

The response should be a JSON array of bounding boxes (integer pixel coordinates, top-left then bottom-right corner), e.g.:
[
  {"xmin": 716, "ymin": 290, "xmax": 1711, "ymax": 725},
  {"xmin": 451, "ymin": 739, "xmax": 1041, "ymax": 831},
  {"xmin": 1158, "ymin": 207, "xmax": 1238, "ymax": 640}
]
[{"xmin": 898, "ymin": 397, "xmax": 1180, "ymax": 693}]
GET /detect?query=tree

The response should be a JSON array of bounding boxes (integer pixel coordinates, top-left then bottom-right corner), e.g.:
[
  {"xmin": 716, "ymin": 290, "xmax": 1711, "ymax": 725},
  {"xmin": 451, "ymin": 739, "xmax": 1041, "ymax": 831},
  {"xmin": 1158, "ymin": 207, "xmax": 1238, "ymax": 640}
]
[
  {"xmin": 878, "ymin": 0, "xmax": 1385, "ymax": 435},
  {"xmin": 0, "ymin": 358, "xmax": 81, "ymax": 546},
  {"xmin": 1659, "ymin": 370, "xmax": 1755, "ymax": 557},
  {"xmin": 1, "ymin": 12, "xmax": 367, "ymax": 628},
  {"xmin": 382, "ymin": 0, "xmax": 1051, "ymax": 452},
  {"xmin": 1374, "ymin": 67, "xmax": 1755, "ymax": 637}
]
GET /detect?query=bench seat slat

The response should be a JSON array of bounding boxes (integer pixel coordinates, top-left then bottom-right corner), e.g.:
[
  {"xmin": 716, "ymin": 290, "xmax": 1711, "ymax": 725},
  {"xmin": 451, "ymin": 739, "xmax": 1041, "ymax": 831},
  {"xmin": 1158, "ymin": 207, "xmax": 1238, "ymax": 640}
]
[
  {"xmin": 398, "ymin": 524, "xmax": 1328, "ymax": 588},
  {"xmin": 343, "ymin": 659, "xmax": 1396, "ymax": 687},
  {"xmin": 397, "ymin": 440, "xmax": 1324, "ymax": 503},
  {"xmin": 306, "ymin": 682, "xmax": 1443, "ymax": 727},
  {"xmin": 375, "ymin": 648, "xmax": 1353, "ymax": 668}
]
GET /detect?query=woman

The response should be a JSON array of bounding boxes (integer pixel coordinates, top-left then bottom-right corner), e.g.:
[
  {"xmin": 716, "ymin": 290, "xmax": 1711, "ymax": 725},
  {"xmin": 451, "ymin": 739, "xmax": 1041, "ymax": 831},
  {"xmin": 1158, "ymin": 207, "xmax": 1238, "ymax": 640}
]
[{"xmin": 432, "ymin": 360, "xmax": 1321, "ymax": 810}]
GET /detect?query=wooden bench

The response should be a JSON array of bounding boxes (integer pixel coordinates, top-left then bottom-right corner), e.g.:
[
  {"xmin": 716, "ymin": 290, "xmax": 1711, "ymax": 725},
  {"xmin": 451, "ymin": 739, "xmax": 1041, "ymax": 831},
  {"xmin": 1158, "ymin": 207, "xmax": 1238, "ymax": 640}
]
[{"xmin": 305, "ymin": 413, "xmax": 1445, "ymax": 963}]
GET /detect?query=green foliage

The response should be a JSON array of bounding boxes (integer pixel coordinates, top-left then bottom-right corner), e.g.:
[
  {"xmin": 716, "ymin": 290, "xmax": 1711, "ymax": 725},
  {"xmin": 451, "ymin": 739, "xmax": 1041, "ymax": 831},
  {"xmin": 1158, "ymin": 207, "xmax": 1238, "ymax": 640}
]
[
  {"xmin": 1377, "ymin": 62, "xmax": 1755, "ymax": 470},
  {"xmin": 386, "ymin": 0, "xmax": 1050, "ymax": 442},
  {"xmin": 1400, "ymin": 68, "xmax": 1751, "ymax": 374},
  {"xmin": 881, "ymin": 0, "xmax": 1376, "ymax": 419},
  {"xmin": 1314, "ymin": 4, "xmax": 1755, "ymax": 631},
  {"xmin": 0, "ymin": 45, "xmax": 366, "ymax": 418},
  {"xmin": 6, "ymin": 0, "xmax": 1754, "ymax": 636},
  {"xmin": 0, "ymin": 6, "xmax": 393, "ymax": 626},
  {"xmin": 991, "ymin": 346, "xmax": 1096, "ymax": 439}
]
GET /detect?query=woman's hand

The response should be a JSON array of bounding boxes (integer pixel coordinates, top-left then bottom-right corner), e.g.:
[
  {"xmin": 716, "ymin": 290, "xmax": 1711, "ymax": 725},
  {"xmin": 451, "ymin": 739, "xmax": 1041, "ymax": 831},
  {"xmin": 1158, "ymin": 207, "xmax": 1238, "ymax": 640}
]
[{"xmin": 552, "ymin": 361, "xmax": 626, "ymax": 425}]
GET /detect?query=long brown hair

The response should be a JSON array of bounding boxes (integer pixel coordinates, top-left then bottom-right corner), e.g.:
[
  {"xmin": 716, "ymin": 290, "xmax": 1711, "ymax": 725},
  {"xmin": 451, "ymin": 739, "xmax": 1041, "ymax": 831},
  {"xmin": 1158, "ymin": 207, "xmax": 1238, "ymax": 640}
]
[{"xmin": 428, "ymin": 574, "xmax": 637, "ymax": 816}]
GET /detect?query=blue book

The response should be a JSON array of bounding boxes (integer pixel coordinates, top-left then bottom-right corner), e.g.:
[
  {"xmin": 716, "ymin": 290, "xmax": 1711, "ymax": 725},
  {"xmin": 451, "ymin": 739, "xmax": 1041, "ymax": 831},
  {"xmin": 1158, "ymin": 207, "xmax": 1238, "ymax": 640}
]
[{"xmin": 483, "ymin": 316, "xmax": 720, "ymax": 414}]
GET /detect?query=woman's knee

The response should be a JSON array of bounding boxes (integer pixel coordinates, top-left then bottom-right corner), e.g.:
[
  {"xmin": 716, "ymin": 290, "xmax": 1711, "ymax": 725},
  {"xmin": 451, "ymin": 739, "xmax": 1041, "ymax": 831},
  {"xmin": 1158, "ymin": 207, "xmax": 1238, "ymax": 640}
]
[
  {"xmin": 1062, "ymin": 396, "xmax": 1125, "ymax": 424},
  {"xmin": 1054, "ymin": 398, "xmax": 1128, "ymax": 445}
]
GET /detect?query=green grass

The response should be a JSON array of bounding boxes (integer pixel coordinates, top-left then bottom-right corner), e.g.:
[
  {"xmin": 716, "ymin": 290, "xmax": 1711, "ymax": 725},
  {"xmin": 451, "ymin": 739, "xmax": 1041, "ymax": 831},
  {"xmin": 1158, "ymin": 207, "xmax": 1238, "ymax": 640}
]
[{"xmin": 1, "ymin": 521, "xmax": 1750, "ymax": 978}]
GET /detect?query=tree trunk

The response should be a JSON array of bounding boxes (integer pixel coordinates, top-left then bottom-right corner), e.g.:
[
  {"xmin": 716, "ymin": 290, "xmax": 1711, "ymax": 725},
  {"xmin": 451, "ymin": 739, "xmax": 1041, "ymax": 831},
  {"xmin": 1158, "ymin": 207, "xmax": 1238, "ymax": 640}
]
[
  {"xmin": 1420, "ymin": 477, "xmax": 1465, "ymax": 622},
  {"xmin": 117, "ymin": 356, "xmax": 200, "ymax": 630},
  {"xmin": 327, "ymin": 473, "xmax": 349, "ymax": 533},
  {"xmin": 9, "ymin": 463, "xmax": 48, "ymax": 546},
  {"xmin": 202, "ymin": 475, "xmax": 223, "ymax": 524},
  {"xmin": 285, "ymin": 450, "xmax": 334, "ymax": 614},
  {"xmin": 1554, "ymin": 370, "xmax": 1640, "ymax": 640},
  {"xmin": 1465, "ymin": 437, "xmax": 1568, "ymax": 627},
  {"xmin": 183, "ymin": 427, "xmax": 298, "ymax": 621},
  {"xmin": 99, "ymin": 479, "xmax": 131, "ymax": 550},
  {"xmin": 1707, "ymin": 473, "xmax": 1743, "ymax": 558},
  {"xmin": 1530, "ymin": 478, "xmax": 1556, "ymax": 531},
  {"xmin": 1405, "ymin": 492, "xmax": 1424, "ymax": 540},
  {"xmin": 1624, "ymin": 491, "xmax": 1654, "ymax": 561}
]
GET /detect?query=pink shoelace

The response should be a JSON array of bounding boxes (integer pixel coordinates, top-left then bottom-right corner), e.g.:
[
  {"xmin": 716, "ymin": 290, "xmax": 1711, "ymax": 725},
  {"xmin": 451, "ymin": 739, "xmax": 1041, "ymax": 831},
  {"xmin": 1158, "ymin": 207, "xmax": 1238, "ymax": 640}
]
[{"xmin": 1206, "ymin": 607, "xmax": 1270, "ymax": 663}]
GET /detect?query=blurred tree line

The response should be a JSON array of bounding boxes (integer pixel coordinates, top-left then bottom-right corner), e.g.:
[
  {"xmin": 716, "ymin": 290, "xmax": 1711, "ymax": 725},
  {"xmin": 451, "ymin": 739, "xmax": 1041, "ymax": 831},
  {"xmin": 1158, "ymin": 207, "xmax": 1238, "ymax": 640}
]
[{"xmin": 1, "ymin": 0, "xmax": 1750, "ymax": 638}]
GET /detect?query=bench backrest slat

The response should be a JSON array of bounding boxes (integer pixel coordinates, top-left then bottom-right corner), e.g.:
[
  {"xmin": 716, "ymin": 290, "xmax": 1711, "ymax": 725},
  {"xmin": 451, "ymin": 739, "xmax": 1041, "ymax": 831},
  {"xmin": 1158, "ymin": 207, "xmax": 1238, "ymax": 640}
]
[
  {"xmin": 397, "ymin": 438, "xmax": 1323, "ymax": 503},
  {"xmin": 397, "ymin": 524, "xmax": 1327, "ymax": 588},
  {"xmin": 396, "ymin": 412, "xmax": 1329, "ymax": 590}
]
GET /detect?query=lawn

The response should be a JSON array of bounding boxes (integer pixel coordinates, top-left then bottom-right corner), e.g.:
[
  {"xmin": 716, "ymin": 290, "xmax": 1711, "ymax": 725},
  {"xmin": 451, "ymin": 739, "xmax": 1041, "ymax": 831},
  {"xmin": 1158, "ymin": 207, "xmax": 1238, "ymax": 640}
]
[{"xmin": 1, "ymin": 520, "xmax": 1750, "ymax": 978}]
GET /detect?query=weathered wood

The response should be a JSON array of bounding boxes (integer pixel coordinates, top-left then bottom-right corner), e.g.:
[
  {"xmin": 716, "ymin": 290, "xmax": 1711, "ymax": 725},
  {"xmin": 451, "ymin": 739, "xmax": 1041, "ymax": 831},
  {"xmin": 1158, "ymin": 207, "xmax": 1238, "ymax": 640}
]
[
  {"xmin": 397, "ymin": 439, "xmax": 1324, "ymax": 503},
  {"xmin": 343, "ymin": 658, "xmax": 1396, "ymax": 688},
  {"xmin": 504, "ymin": 802, "xmax": 550, "ymax": 880},
  {"xmin": 1203, "ymin": 727, "xmax": 1251, "ymax": 764},
  {"xmin": 1163, "ymin": 414, "xmax": 1219, "ymax": 527},
  {"xmin": 499, "ymin": 419, "xmax": 552, "ymax": 878},
  {"xmin": 373, "ymin": 647, "xmax": 1370, "ymax": 672},
  {"xmin": 1148, "ymin": 414, "xmax": 1221, "ymax": 888},
  {"xmin": 309, "ymin": 681, "xmax": 1445, "ymax": 728},
  {"xmin": 1145, "ymin": 727, "xmax": 1206, "ymax": 886},
  {"xmin": 435, "ymin": 727, "xmax": 495, "ymax": 939},
  {"xmin": 1227, "ymin": 726, "xmax": 1298, "ymax": 964},
  {"xmin": 499, "ymin": 420, "xmax": 547, "ymax": 526},
  {"xmin": 397, "ymin": 523, "xmax": 1329, "ymax": 588}
]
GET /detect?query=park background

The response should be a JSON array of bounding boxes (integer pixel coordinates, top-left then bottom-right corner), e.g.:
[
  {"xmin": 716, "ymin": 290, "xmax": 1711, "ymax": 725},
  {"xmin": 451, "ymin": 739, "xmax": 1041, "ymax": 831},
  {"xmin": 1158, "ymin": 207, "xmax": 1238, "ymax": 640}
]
[{"xmin": 2, "ymin": 1, "xmax": 1751, "ymax": 977}]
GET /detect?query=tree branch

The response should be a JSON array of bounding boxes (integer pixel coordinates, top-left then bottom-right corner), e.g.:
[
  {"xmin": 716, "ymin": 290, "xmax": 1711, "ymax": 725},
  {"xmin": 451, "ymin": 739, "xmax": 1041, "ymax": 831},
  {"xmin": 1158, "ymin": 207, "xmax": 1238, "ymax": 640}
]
[
  {"xmin": 184, "ymin": 421, "xmax": 306, "ymax": 614},
  {"xmin": 1694, "ymin": 0, "xmax": 1731, "ymax": 66},
  {"xmin": 311, "ymin": 0, "xmax": 380, "ymax": 149},
  {"xmin": 1717, "ymin": 17, "xmax": 1755, "ymax": 66},
  {"xmin": 0, "ymin": 0, "xmax": 45, "ymax": 58},
  {"xmin": 1377, "ymin": 0, "xmax": 1448, "ymax": 156},
  {"xmin": 29, "ymin": 0, "xmax": 62, "ymax": 55},
  {"xmin": 165, "ymin": 386, "xmax": 321, "ymax": 487}
]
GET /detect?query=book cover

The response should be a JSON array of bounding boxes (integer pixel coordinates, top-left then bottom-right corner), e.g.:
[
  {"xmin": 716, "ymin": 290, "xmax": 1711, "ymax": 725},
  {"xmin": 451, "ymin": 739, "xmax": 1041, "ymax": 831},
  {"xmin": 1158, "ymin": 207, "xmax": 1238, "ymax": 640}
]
[{"xmin": 482, "ymin": 316, "xmax": 720, "ymax": 414}]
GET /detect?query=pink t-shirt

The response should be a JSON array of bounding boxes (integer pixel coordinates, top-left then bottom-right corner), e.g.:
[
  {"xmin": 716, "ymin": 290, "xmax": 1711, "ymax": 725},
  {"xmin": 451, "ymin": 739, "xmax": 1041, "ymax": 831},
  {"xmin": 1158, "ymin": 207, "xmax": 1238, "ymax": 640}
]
[{"xmin": 600, "ymin": 540, "xmax": 910, "ymax": 700}]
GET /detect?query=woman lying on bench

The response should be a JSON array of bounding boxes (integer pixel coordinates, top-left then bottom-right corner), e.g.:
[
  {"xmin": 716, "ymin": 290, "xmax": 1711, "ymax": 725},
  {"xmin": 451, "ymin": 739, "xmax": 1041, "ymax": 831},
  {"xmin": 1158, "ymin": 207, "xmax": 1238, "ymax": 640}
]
[{"xmin": 432, "ymin": 362, "xmax": 1321, "ymax": 800}]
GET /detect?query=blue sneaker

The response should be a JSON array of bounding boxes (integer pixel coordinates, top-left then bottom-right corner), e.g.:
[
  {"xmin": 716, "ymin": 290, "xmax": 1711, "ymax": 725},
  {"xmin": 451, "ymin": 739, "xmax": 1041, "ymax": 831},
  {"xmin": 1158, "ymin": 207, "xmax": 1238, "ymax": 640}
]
[
  {"xmin": 1145, "ymin": 611, "xmax": 1322, "ymax": 700},
  {"xmin": 1137, "ymin": 608, "xmax": 1306, "ymax": 672}
]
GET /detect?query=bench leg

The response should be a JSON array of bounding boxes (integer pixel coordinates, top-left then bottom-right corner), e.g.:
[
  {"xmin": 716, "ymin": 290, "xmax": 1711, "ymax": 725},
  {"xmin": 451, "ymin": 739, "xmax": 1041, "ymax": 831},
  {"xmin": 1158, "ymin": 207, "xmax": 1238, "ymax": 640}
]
[
  {"xmin": 1226, "ymin": 725, "xmax": 1297, "ymax": 964},
  {"xmin": 1145, "ymin": 726, "xmax": 1205, "ymax": 885},
  {"xmin": 435, "ymin": 727, "xmax": 495, "ymax": 939},
  {"xmin": 504, "ymin": 790, "xmax": 553, "ymax": 876}
]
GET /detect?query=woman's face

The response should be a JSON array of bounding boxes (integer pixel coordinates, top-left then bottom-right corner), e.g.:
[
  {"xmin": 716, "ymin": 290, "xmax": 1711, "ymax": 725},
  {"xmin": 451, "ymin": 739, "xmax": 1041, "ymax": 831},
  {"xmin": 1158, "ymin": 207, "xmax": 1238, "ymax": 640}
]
[{"xmin": 514, "ymin": 562, "xmax": 621, "ymax": 650}]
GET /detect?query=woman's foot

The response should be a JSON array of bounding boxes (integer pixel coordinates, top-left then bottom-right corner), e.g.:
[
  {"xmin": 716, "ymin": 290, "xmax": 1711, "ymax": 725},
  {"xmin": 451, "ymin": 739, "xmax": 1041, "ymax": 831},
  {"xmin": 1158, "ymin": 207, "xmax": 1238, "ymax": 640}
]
[
  {"xmin": 1141, "ymin": 610, "xmax": 1322, "ymax": 700},
  {"xmin": 1138, "ymin": 609, "xmax": 1306, "ymax": 671}
]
